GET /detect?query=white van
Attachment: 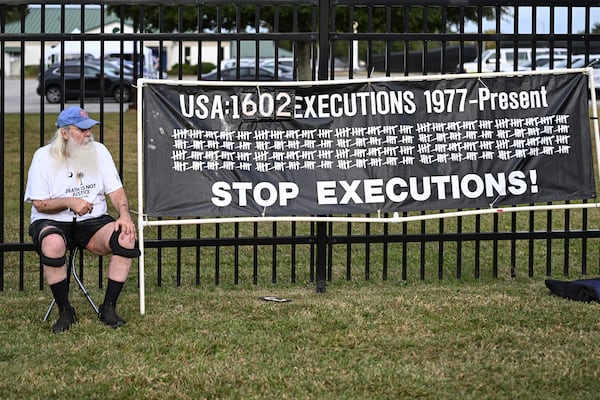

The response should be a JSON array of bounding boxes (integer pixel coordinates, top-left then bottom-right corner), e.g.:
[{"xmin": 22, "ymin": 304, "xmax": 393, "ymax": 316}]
[{"xmin": 458, "ymin": 48, "xmax": 566, "ymax": 73}]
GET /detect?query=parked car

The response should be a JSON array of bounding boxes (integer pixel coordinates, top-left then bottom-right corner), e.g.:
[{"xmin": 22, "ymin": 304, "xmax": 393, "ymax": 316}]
[
  {"xmin": 537, "ymin": 54, "xmax": 600, "ymax": 93},
  {"xmin": 201, "ymin": 65, "xmax": 294, "ymax": 81},
  {"xmin": 37, "ymin": 60, "xmax": 134, "ymax": 103},
  {"xmin": 220, "ymin": 58, "xmax": 256, "ymax": 69},
  {"xmin": 105, "ymin": 57, "xmax": 168, "ymax": 79},
  {"xmin": 557, "ymin": 55, "xmax": 600, "ymax": 93},
  {"xmin": 259, "ymin": 57, "xmax": 295, "ymax": 74},
  {"xmin": 545, "ymin": 54, "xmax": 600, "ymax": 70},
  {"xmin": 220, "ymin": 57, "xmax": 295, "ymax": 75},
  {"xmin": 517, "ymin": 55, "xmax": 568, "ymax": 71},
  {"xmin": 457, "ymin": 48, "xmax": 567, "ymax": 73}
]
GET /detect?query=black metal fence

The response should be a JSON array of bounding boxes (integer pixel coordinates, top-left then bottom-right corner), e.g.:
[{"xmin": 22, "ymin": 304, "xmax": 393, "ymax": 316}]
[{"xmin": 1, "ymin": 1, "xmax": 599, "ymax": 293}]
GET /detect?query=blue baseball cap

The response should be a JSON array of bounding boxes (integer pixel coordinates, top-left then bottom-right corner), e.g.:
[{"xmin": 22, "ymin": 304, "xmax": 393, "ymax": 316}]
[{"xmin": 56, "ymin": 107, "xmax": 100, "ymax": 129}]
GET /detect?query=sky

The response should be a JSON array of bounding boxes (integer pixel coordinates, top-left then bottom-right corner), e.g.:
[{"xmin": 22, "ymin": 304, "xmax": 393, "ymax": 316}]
[{"xmin": 465, "ymin": 6, "xmax": 600, "ymax": 34}]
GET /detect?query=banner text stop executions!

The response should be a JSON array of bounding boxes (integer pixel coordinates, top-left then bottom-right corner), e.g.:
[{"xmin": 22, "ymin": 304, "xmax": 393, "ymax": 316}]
[{"xmin": 143, "ymin": 73, "xmax": 596, "ymax": 217}]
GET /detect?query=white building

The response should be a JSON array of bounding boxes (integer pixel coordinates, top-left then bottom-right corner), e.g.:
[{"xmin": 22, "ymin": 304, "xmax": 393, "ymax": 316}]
[{"xmin": 3, "ymin": 5, "xmax": 228, "ymax": 77}]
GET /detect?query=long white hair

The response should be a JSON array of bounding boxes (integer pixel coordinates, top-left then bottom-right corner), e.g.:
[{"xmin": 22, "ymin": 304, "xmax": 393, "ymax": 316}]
[{"xmin": 48, "ymin": 128, "xmax": 68, "ymax": 163}]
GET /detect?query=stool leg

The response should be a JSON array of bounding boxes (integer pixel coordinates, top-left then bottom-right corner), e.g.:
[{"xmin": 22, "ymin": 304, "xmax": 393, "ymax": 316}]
[
  {"xmin": 71, "ymin": 247, "xmax": 99, "ymax": 315},
  {"xmin": 42, "ymin": 299, "xmax": 55, "ymax": 322}
]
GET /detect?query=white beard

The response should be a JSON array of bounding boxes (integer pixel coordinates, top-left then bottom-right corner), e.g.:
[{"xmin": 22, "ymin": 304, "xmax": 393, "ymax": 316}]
[{"xmin": 66, "ymin": 136, "xmax": 99, "ymax": 178}]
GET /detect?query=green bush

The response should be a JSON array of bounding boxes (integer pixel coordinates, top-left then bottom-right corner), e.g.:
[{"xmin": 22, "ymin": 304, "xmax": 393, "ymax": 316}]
[
  {"xmin": 169, "ymin": 62, "xmax": 215, "ymax": 76},
  {"xmin": 24, "ymin": 65, "xmax": 40, "ymax": 78},
  {"xmin": 201, "ymin": 62, "xmax": 216, "ymax": 73}
]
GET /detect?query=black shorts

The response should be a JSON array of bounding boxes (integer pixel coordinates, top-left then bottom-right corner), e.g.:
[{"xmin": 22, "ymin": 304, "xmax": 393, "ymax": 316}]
[{"xmin": 29, "ymin": 215, "xmax": 116, "ymax": 250}]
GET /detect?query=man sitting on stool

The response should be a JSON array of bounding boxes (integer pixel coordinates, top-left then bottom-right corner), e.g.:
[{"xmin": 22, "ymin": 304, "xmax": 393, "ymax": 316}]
[{"xmin": 25, "ymin": 106, "xmax": 139, "ymax": 333}]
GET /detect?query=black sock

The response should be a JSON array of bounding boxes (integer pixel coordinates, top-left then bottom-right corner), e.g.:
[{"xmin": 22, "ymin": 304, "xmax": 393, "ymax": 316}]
[
  {"xmin": 50, "ymin": 279, "xmax": 71, "ymax": 312},
  {"xmin": 103, "ymin": 279, "xmax": 124, "ymax": 306}
]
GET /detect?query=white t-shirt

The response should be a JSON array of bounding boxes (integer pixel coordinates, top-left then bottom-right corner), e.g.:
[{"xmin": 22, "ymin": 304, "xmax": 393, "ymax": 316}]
[{"xmin": 24, "ymin": 142, "xmax": 123, "ymax": 223}]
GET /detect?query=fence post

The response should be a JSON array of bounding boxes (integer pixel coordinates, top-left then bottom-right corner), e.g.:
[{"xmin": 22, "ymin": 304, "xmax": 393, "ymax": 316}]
[{"xmin": 315, "ymin": 0, "xmax": 330, "ymax": 293}]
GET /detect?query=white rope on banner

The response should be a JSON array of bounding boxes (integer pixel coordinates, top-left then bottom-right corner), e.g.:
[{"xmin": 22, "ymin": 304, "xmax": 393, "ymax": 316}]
[
  {"xmin": 135, "ymin": 68, "xmax": 600, "ymax": 315},
  {"xmin": 138, "ymin": 202, "xmax": 600, "ymax": 228}
]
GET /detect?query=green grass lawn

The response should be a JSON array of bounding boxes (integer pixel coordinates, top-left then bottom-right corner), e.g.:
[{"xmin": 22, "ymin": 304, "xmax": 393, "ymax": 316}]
[
  {"xmin": 1, "ymin": 278, "xmax": 599, "ymax": 399},
  {"xmin": 2, "ymin": 110, "xmax": 600, "ymax": 399}
]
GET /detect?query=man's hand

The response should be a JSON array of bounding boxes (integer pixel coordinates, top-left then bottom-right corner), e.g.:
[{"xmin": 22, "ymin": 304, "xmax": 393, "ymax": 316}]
[
  {"xmin": 70, "ymin": 198, "xmax": 94, "ymax": 216},
  {"xmin": 115, "ymin": 214, "xmax": 136, "ymax": 239}
]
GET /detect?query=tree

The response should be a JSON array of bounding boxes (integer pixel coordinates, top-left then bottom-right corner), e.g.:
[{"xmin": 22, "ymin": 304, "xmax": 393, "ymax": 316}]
[
  {"xmin": 109, "ymin": 3, "xmax": 506, "ymax": 79},
  {"xmin": 1, "ymin": 5, "xmax": 29, "ymax": 25}
]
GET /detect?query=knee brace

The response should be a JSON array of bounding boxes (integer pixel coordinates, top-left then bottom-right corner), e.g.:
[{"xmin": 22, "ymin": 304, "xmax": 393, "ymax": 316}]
[
  {"xmin": 37, "ymin": 227, "xmax": 67, "ymax": 267},
  {"xmin": 110, "ymin": 229, "xmax": 141, "ymax": 258}
]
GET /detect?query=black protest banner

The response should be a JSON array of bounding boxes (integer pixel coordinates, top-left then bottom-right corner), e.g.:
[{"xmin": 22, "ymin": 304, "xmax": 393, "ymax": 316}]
[{"xmin": 142, "ymin": 73, "xmax": 596, "ymax": 217}]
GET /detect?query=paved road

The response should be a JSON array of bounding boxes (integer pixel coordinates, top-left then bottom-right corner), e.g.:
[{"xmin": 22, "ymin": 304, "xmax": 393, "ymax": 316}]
[{"xmin": 1, "ymin": 78, "xmax": 129, "ymax": 114}]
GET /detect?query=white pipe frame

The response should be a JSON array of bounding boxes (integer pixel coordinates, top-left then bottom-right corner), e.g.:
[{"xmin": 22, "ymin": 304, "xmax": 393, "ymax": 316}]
[{"xmin": 135, "ymin": 68, "xmax": 600, "ymax": 314}]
